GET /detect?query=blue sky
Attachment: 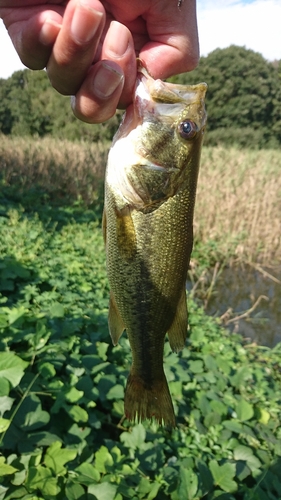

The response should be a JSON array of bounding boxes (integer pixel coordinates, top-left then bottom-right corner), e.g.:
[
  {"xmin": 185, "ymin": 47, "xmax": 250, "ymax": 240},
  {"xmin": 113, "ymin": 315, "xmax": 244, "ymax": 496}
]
[{"xmin": 0, "ymin": 0, "xmax": 281, "ymax": 79}]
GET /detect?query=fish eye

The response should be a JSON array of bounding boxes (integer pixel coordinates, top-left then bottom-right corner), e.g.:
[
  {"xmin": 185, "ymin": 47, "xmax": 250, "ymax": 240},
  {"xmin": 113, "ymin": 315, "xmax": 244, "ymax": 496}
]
[{"xmin": 178, "ymin": 120, "xmax": 197, "ymax": 140}]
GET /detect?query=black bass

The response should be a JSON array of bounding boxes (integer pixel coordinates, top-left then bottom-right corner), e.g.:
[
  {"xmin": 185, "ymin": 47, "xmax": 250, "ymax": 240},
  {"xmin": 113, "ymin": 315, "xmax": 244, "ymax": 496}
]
[{"xmin": 103, "ymin": 62, "xmax": 207, "ymax": 426}]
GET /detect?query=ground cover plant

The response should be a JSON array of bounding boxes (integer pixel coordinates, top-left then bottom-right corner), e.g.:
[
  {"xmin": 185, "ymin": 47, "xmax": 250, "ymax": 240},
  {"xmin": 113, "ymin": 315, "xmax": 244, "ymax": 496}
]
[{"xmin": 0, "ymin": 183, "xmax": 280, "ymax": 500}]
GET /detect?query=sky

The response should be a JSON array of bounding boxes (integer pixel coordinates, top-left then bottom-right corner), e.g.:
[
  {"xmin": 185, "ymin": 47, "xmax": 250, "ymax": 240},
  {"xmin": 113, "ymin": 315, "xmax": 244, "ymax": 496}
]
[{"xmin": 0, "ymin": 0, "xmax": 280, "ymax": 79}]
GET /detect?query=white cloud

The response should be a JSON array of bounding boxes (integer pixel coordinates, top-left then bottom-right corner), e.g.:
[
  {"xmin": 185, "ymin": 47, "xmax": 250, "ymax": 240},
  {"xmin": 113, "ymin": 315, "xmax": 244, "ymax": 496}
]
[
  {"xmin": 197, "ymin": 0, "xmax": 281, "ymax": 61},
  {"xmin": 0, "ymin": 20, "xmax": 26, "ymax": 79},
  {"xmin": 0, "ymin": 0, "xmax": 280, "ymax": 80}
]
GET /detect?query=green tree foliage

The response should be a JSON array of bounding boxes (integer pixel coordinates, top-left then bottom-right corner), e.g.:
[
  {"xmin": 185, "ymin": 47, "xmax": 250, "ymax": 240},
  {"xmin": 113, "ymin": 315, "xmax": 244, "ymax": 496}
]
[
  {"xmin": 171, "ymin": 45, "xmax": 281, "ymax": 148},
  {"xmin": 0, "ymin": 69, "xmax": 120, "ymax": 141},
  {"xmin": 0, "ymin": 78, "xmax": 13, "ymax": 135},
  {"xmin": 0, "ymin": 70, "xmax": 52, "ymax": 136},
  {"xmin": 0, "ymin": 46, "xmax": 280, "ymax": 147}
]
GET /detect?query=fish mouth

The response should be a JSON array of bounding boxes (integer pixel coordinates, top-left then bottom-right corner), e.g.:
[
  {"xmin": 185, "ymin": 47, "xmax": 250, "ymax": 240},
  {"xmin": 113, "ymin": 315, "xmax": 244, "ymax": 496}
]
[
  {"xmin": 113, "ymin": 60, "xmax": 207, "ymax": 144},
  {"xmin": 135, "ymin": 60, "xmax": 207, "ymax": 119},
  {"xmin": 107, "ymin": 61, "xmax": 207, "ymax": 209}
]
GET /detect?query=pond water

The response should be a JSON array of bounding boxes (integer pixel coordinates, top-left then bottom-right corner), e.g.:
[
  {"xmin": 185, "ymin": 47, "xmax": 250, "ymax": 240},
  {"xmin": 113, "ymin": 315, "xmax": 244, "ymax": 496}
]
[{"xmin": 188, "ymin": 264, "xmax": 281, "ymax": 348}]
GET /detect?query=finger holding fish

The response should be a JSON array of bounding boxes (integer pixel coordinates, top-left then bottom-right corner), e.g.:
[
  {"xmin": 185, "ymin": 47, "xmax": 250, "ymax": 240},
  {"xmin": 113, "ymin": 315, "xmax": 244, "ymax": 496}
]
[{"xmin": 72, "ymin": 21, "xmax": 137, "ymax": 123}]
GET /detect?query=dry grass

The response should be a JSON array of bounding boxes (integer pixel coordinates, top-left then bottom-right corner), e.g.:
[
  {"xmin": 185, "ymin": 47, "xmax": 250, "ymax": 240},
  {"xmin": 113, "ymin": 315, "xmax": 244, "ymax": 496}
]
[
  {"xmin": 195, "ymin": 147, "xmax": 281, "ymax": 264},
  {"xmin": 0, "ymin": 135, "xmax": 280, "ymax": 263},
  {"xmin": 0, "ymin": 135, "xmax": 109, "ymax": 203}
]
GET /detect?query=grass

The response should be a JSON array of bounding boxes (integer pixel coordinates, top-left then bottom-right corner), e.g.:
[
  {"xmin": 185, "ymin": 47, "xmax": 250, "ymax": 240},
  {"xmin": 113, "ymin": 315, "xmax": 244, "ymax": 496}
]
[
  {"xmin": 0, "ymin": 135, "xmax": 109, "ymax": 205},
  {"xmin": 0, "ymin": 135, "xmax": 280, "ymax": 265},
  {"xmin": 195, "ymin": 147, "xmax": 281, "ymax": 265}
]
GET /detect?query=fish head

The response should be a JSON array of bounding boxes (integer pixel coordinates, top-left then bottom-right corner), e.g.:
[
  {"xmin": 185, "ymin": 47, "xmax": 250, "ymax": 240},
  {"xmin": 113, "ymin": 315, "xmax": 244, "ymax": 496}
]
[{"xmin": 106, "ymin": 61, "xmax": 207, "ymax": 211}]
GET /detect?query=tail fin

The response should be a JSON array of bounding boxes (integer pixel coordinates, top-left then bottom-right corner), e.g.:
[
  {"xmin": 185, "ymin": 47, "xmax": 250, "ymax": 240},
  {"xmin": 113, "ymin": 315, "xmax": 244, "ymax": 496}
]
[{"xmin": 124, "ymin": 372, "xmax": 176, "ymax": 427}]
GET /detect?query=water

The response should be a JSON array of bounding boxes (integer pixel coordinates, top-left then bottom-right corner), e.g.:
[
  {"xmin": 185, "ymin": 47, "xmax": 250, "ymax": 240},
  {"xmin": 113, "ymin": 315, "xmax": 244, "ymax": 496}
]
[{"xmin": 189, "ymin": 264, "xmax": 281, "ymax": 347}]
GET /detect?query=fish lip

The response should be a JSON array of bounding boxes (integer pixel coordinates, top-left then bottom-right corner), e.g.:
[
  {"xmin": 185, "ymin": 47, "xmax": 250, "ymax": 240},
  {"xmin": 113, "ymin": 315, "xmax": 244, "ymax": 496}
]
[
  {"xmin": 136, "ymin": 59, "xmax": 207, "ymax": 105},
  {"xmin": 113, "ymin": 60, "xmax": 207, "ymax": 144},
  {"xmin": 134, "ymin": 60, "xmax": 207, "ymax": 129}
]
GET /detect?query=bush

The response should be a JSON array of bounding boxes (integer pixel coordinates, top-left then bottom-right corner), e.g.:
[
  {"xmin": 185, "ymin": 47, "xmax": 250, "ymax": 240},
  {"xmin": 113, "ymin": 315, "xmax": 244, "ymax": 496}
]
[{"xmin": 203, "ymin": 127, "xmax": 280, "ymax": 149}]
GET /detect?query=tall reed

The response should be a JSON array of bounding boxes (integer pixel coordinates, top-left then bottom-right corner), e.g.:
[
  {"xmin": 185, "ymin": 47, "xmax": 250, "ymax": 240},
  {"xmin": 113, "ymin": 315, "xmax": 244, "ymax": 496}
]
[
  {"xmin": 0, "ymin": 135, "xmax": 108, "ymax": 203},
  {"xmin": 195, "ymin": 147, "xmax": 281, "ymax": 263},
  {"xmin": 0, "ymin": 135, "xmax": 280, "ymax": 263}
]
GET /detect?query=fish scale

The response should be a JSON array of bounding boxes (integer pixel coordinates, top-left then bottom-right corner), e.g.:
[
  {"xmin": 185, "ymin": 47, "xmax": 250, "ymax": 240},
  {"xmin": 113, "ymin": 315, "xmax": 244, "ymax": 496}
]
[{"xmin": 103, "ymin": 61, "xmax": 207, "ymax": 426}]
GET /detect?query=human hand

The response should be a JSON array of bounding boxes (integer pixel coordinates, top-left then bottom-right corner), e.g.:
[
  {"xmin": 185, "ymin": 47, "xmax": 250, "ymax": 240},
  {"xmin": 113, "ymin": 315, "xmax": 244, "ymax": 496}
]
[{"xmin": 0, "ymin": 0, "xmax": 199, "ymax": 123}]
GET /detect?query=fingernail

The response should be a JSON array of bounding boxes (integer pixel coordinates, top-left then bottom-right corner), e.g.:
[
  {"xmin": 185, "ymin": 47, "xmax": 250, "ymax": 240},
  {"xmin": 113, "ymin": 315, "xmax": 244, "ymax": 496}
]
[
  {"xmin": 71, "ymin": 0, "xmax": 103, "ymax": 44},
  {"xmin": 39, "ymin": 18, "xmax": 62, "ymax": 46},
  {"xmin": 107, "ymin": 21, "xmax": 130, "ymax": 57},
  {"xmin": 93, "ymin": 62, "xmax": 124, "ymax": 98}
]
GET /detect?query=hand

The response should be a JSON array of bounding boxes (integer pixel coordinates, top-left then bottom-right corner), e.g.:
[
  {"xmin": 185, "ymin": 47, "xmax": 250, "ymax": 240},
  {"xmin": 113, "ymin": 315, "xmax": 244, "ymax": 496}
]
[{"xmin": 0, "ymin": 0, "xmax": 199, "ymax": 123}]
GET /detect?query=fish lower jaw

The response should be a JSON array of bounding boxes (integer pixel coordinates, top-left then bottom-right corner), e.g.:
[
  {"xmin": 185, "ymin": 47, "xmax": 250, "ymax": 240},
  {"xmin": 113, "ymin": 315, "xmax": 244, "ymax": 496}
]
[{"xmin": 106, "ymin": 138, "xmax": 167, "ymax": 209}]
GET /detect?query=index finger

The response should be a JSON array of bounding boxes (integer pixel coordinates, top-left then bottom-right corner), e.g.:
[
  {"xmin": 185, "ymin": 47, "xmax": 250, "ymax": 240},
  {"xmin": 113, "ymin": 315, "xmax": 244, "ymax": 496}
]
[{"xmin": 47, "ymin": 0, "xmax": 106, "ymax": 95}]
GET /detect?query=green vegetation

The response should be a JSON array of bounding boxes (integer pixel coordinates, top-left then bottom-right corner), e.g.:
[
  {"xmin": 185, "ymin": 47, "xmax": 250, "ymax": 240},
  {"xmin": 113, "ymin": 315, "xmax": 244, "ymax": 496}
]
[
  {"xmin": 0, "ymin": 135, "xmax": 108, "ymax": 207},
  {"xmin": 0, "ymin": 190, "xmax": 280, "ymax": 499},
  {"xmin": 1, "ymin": 136, "xmax": 280, "ymax": 264},
  {"xmin": 194, "ymin": 146, "xmax": 281, "ymax": 265},
  {"xmin": 0, "ymin": 68, "xmax": 120, "ymax": 143},
  {"xmin": 0, "ymin": 46, "xmax": 281, "ymax": 148},
  {"xmin": 170, "ymin": 46, "xmax": 281, "ymax": 149},
  {"xmin": 0, "ymin": 143, "xmax": 281, "ymax": 498},
  {"xmin": 0, "ymin": 49, "xmax": 280, "ymax": 496}
]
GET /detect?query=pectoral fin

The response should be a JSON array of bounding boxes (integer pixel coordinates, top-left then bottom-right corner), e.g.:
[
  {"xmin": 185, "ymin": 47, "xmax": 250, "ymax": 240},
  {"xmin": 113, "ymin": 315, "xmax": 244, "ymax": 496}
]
[
  {"xmin": 167, "ymin": 287, "xmax": 188, "ymax": 353},
  {"xmin": 116, "ymin": 206, "xmax": 137, "ymax": 260},
  {"xmin": 108, "ymin": 291, "xmax": 125, "ymax": 345}
]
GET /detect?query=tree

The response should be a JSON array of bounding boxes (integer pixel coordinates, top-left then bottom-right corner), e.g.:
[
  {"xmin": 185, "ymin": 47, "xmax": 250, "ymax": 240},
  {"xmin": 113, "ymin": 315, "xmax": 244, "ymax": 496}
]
[
  {"xmin": 1, "ymin": 46, "xmax": 280, "ymax": 148},
  {"xmin": 0, "ymin": 68, "xmax": 120, "ymax": 142},
  {"xmin": 171, "ymin": 45, "xmax": 281, "ymax": 148}
]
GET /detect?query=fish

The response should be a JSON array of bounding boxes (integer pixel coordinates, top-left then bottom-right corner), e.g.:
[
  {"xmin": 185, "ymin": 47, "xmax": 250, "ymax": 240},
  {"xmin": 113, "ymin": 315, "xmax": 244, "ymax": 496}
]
[{"xmin": 103, "ymin": 61, "xmax": 207, "ymax": 426}]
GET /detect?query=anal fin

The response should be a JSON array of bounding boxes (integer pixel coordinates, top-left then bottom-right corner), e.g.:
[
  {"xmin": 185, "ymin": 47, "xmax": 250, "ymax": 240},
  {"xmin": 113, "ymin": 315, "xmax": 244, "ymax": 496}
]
[
  {"xmin": 167, "ymin": 286, "xmax": 188, "ymax": 353},
  {"xmin": 108, "ymin": 291, "xmax": 125, "ymax": 345}
]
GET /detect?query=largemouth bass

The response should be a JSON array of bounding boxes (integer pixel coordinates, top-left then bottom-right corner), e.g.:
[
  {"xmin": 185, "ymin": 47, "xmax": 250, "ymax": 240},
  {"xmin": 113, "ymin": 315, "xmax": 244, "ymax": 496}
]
[{"xmin": 103, "ymin": 62, "xmax": 207, "ymax": 426}]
